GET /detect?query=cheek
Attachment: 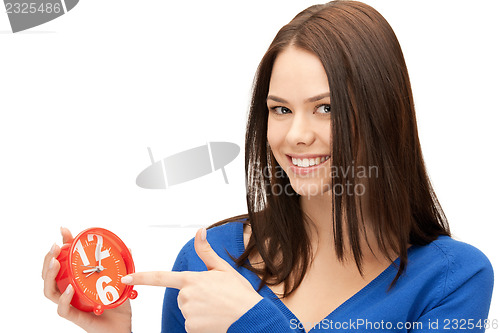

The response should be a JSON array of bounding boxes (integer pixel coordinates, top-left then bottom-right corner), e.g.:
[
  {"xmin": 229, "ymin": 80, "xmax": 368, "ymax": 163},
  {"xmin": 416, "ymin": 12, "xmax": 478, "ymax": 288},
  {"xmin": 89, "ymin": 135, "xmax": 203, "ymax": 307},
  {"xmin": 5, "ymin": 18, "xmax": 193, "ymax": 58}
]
[
  {"xmin": 320, "ymin": 122, "xmax": 332, "ymax": 147},
  {"xmin": 267, "ymin": 118, "xmax": 286, "ymax": 150}
]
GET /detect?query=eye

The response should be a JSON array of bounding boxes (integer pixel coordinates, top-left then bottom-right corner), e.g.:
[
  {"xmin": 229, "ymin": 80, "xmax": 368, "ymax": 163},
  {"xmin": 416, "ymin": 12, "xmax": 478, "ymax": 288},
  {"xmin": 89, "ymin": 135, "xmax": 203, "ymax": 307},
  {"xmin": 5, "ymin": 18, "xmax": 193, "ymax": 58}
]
[
  {"xmin": 316, "ymin": 104, "xmax": 331, "ymax": 114},
  {"xmin": 270, "ymin": 106, "xmax": 292, "ymax": 115}
]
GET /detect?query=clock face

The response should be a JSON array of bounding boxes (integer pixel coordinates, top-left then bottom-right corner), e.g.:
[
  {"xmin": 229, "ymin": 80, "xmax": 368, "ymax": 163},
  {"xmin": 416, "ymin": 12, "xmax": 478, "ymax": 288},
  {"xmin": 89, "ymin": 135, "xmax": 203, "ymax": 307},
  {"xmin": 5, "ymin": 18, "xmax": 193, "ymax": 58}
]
[{"xmin": 70, "ymin": 232, "xmax": 128, "ymax": 306}]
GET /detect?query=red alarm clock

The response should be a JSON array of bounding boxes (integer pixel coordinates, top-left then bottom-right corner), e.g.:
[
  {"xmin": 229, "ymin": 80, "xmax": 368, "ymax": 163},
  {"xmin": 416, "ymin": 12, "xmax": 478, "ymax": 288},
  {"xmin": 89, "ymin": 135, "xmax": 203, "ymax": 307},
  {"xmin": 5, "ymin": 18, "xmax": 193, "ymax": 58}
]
[{"xmin": 55, "ymin": 228, "xmax": 138, "ymax": 315}]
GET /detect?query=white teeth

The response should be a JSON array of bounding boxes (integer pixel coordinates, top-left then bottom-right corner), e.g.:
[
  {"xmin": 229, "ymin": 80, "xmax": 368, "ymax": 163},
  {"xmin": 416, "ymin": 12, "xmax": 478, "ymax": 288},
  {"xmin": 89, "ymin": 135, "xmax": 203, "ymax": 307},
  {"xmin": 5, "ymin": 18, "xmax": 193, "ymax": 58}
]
[{"xmin": 291, "ymin": 156, "xmax": 330, "ymax": 167}]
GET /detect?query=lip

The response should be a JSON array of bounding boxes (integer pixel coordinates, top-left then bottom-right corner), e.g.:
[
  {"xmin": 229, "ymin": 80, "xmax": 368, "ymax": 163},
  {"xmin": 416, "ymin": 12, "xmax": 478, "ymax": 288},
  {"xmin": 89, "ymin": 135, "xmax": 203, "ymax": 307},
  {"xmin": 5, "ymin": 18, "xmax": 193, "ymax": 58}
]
[
  {"xmin": 286, "ymin": 154, "xmax": 330, "ymax": 175},
  {"xmin": 287, "ymin": 153, "xmax": 330, "ymax": 159}
]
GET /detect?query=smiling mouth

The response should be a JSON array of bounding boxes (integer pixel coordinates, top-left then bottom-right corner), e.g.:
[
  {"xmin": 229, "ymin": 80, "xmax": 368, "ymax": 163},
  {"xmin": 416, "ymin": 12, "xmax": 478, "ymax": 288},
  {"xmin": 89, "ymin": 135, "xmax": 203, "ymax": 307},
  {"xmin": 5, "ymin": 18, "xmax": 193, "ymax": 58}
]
[{"xmin": 288, "ymin": 155, "xmax": 330, "ymax": 168}]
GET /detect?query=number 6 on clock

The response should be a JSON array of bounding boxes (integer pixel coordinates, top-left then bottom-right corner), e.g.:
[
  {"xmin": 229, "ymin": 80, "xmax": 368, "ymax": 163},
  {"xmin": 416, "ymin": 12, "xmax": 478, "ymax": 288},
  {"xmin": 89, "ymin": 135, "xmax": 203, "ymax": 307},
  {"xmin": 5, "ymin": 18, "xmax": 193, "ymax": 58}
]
[{"xmin": 96, "ymin": 276, "xmax": 120, "ymax": 305}]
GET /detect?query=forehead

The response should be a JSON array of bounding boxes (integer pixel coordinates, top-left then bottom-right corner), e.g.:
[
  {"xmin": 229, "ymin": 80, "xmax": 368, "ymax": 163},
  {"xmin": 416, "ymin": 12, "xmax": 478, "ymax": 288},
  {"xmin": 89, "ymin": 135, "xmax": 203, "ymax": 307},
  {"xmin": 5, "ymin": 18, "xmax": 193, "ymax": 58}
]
[{"xmin": 269, "ymin": 46, "xmax": 330, "ymax": 98}]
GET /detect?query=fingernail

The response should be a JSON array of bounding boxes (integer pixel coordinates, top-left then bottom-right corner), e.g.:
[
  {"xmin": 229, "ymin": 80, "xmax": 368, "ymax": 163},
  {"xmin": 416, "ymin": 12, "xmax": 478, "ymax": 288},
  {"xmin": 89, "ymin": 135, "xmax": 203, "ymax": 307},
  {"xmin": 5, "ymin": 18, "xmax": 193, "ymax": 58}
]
[
  {"xmin": 65, "ymin": 284, "xmax": 73, "ymax": 295},
  {"xmin": 49, "ymin": 257, "xmax": 56, "ymax": 270},
  {"xmin": 50, "ymin": 243, "xmax": 57, "ymax": 255},
  {"xmin": 121, "ymin": 275, "xmax": 133, "ymax": 284},
  {"xmin": 60, "ymin": 227, "xmax": 64, "ymax": 236},
  {"xmin": 200, "ymin": 227, "xmax": 206, "ymax": 242}
]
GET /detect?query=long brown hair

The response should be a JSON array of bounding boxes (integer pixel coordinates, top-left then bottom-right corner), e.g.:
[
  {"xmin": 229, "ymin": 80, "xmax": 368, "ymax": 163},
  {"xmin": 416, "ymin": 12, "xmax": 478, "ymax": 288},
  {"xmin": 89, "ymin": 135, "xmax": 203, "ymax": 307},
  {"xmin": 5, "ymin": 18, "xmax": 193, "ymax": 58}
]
[{"xmin": 210, "ymin": 0, "xmax": 450, "ymax": 297}]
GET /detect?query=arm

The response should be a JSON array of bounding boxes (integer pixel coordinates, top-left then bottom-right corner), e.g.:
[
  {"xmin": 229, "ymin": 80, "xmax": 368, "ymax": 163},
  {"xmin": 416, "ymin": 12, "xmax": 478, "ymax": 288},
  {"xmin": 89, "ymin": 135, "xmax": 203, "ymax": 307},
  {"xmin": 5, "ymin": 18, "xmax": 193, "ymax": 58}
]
[
  {"xmin": 228, "ymin": 298, "xmax": 304, "ymax": 333},
  {"xmin": 155, "ymin": 228, "xmax": 303, "ymax": 333},
  {"xmin": 158, "ymin": 229, "xmax": 264, "ymax": 332}
]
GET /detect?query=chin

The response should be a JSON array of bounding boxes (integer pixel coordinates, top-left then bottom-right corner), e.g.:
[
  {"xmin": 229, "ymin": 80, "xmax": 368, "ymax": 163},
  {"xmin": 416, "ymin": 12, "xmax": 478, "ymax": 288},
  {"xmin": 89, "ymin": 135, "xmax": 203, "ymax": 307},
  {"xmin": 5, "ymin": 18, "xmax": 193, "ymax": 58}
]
[{"xmin": 288, "ymin": 178, "xmax": 332, "ymax": 198}]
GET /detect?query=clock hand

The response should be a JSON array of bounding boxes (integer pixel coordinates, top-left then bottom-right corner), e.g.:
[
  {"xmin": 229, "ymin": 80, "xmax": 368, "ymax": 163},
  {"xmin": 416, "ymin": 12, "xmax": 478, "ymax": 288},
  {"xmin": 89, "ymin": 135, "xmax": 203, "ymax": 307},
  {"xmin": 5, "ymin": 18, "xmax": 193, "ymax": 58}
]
[
  {"xmin": 96, "ymin": 237, "xmax": 102, "ymax": 267},
  {"xmin": 85, "ymin": 270, "xmax": 97, "ymax": 278},
  {"xmin": 82, "ymin": 265, "xmax": 106, "ymax": 274},
  {"xmin": 83, "ymin": 267, "xmax": 106, "ymax": 277},
  {"xmin": 83, "ymin": 267, "xmax": 107, "ymax": 273},
  {"xmin": 81, "ymin": 264, "xmax": 105, "ymax": 271},
  {"xmin": 95, "ymin": 237, "xmax": 107, "ymax": 272}
]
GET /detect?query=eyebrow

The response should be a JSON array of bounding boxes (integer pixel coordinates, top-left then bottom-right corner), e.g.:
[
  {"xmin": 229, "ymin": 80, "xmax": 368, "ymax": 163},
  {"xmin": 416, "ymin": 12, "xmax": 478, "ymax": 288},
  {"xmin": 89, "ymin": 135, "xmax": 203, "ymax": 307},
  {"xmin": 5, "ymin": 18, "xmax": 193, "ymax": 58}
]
[{"xmin": 266, "ymin": 92, "xmax": 330, "ymax": 104}]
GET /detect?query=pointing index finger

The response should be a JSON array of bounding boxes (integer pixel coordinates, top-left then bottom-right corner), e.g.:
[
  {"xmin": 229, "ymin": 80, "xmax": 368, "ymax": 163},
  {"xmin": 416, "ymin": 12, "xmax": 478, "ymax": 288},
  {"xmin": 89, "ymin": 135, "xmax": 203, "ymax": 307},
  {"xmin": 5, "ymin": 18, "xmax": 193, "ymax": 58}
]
[{"xmin": 121, "ymin": 271, "xmax": 190, "ymax": 289}]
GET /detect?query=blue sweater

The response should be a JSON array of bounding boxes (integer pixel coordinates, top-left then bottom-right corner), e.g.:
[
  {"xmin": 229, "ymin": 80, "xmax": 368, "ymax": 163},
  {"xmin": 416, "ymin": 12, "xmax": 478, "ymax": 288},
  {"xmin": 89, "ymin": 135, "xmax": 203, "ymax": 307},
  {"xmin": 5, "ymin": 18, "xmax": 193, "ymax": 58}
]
[{"xmin": 161, "ymin": 221, "xmax": 494, "ymax": 332}]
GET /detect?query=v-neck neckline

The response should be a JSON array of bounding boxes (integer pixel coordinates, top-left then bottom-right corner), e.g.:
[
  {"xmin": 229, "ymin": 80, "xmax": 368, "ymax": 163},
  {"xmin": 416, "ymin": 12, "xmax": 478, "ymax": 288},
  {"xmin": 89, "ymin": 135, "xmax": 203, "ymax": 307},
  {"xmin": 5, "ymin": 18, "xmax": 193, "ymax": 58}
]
[{"xmin": 232, "ymin": 221, "xmax": 414, "ymax": 331}]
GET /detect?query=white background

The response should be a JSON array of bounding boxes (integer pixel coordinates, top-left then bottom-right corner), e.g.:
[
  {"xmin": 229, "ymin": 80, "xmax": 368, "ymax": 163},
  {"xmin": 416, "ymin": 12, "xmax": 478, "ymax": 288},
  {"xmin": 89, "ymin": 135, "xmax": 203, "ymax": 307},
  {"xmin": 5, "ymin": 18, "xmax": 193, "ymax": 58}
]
[{"xmin": 0, "ymin": 0, "xmax": 498, "ymax": 332}]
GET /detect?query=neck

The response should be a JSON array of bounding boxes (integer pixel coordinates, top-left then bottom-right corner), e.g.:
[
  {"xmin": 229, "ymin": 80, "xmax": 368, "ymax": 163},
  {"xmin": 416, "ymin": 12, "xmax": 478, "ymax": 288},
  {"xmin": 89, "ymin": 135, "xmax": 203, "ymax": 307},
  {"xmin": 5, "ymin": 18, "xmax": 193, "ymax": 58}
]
[
  {"xmin": 299, "ymin": 191, "xmax": 333, "ymax": 243},
  {"xmin": 299, "ymin": 191, "xmax": 398, "ymax": 264}
]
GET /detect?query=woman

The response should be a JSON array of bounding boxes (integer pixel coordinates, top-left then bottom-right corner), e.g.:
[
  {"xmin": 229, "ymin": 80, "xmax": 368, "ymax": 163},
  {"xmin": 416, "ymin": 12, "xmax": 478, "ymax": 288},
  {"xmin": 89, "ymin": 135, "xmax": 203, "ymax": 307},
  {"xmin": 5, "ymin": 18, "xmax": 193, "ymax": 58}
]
[{"xmin": 42, "ymin": 1, "xmax": 494, "ymax": 332}]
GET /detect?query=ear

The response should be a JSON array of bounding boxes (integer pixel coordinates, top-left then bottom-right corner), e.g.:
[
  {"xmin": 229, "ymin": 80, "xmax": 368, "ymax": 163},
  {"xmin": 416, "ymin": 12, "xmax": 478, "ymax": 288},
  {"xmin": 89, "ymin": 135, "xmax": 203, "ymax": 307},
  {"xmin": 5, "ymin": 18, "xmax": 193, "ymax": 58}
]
[{"xmin": 194, "ymin": 228, "xmax": 233, "ymax": 271}]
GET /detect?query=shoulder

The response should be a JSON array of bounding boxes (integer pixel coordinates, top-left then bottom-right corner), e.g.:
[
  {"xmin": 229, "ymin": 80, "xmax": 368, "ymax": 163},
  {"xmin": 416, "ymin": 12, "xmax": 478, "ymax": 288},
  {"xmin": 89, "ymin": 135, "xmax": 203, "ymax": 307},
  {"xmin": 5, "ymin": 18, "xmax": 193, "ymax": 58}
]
[
  {"xmin": 405, "ymin": 235, "xmax": 494, "ymax": 299},
  {"xmin": 414, "ymin": 235, "xmax": 493, "ymax": 275},
  {"xmin": 434, "ymin": 235, "xmax": 493, "ymax": 290},
  {"xmin": 171, "ymin": 218, "xmax": 247, "ymax": 272}
]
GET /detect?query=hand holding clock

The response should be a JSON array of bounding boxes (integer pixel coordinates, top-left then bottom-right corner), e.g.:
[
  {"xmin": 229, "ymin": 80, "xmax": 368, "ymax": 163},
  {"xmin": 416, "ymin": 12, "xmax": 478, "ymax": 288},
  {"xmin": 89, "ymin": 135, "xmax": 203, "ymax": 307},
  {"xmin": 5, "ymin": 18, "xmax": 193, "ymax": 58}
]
[
  {"xmin": 42, "ymin": 227, "xmax": 132, "ymax": 333},
  {"xmin": 42, "ymin": 227, "xmax": 263, "ymax": 333}
]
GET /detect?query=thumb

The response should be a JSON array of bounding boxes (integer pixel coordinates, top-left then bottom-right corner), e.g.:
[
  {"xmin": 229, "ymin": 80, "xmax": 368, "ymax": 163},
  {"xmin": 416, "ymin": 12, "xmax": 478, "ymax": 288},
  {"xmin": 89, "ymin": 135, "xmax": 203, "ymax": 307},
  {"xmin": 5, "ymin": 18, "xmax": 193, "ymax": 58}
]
[{"xmin": 194, "ymin": 228, "xmax": 233, "ymax": 271}]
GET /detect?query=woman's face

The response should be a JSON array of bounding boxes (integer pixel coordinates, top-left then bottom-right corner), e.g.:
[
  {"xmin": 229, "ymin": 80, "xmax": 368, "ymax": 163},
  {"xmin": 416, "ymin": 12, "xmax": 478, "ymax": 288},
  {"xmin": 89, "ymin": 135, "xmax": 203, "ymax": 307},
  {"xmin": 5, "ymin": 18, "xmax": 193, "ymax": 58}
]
[{"xmin": 267, "ymin": 46, "xmax": 332, "ymax": 198}]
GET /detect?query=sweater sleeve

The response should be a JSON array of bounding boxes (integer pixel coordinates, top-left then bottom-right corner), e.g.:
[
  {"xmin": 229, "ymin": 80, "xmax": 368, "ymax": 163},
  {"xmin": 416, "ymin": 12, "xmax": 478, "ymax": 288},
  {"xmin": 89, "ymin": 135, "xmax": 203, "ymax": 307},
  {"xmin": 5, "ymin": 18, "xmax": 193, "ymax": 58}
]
[
  {"xmin": 228, "ymin": 298, "xmax": 304, "ymax": 333},
  {"xmin": 161, "ymin": 243, "xmax": 190, "ymax": 333},
  {"xmin": 410, "ymin": 243, "xmax": 494, "ymax": 333}
]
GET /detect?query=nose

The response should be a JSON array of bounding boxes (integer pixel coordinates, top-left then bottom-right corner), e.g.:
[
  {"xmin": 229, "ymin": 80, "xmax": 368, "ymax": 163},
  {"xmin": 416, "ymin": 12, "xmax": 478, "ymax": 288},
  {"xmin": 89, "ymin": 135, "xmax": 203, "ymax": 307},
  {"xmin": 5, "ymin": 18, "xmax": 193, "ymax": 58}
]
[{"xmin": 286, "ymin": 112, "xmax": 315, "ymax": 147}]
